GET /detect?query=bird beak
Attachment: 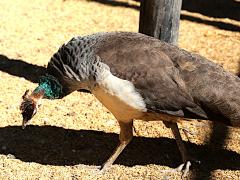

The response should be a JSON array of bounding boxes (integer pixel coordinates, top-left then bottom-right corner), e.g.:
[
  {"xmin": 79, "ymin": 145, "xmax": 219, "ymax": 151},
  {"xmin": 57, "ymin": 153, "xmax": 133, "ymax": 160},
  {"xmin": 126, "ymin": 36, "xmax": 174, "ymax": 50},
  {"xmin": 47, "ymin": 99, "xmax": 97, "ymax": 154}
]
[
  {"xmin": 22, "ymin": 118, "xmax": 28, "ymax": 129},
  {"xmin": 21, "ymin": 108, "xmax": 37, "ymax": 130}
]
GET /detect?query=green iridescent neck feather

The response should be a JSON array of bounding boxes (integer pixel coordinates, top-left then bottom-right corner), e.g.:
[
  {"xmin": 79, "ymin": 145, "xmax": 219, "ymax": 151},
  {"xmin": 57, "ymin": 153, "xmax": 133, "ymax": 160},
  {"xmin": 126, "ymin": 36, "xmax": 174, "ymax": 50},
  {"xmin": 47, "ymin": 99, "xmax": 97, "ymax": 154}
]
[{"xmin": 33, "ymin": 75, "xmax": 63, "ymax": 99}]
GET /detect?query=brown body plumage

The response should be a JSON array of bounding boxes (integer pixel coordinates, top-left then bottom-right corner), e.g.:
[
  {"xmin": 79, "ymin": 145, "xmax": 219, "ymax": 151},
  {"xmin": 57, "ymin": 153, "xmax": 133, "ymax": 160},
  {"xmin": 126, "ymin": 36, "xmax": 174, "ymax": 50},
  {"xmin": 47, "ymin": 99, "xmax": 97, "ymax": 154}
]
[
  {"xmin": 20, "ymin": 32, "xmax": 240, "ymax": 176},
  {"xmin": 81, "ymin": 32, "xmax": 240, "ymax": 126}
]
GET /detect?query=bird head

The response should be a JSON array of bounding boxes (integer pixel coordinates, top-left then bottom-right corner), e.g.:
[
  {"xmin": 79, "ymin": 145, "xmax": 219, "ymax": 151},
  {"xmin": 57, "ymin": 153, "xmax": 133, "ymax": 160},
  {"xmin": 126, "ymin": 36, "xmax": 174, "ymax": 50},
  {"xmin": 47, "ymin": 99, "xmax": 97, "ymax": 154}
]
[{"xmin": 20, "ymin": 89, "xmax": 44, "ymax": 129}]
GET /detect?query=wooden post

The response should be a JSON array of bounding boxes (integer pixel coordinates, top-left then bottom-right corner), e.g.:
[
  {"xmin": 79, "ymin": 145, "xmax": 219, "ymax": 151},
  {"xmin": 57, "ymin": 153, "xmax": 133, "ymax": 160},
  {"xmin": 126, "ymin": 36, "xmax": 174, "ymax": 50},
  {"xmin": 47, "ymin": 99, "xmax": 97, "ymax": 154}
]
[{"xmin": 139, "ymin": 0, "xmax": 182, "ymax": 45}]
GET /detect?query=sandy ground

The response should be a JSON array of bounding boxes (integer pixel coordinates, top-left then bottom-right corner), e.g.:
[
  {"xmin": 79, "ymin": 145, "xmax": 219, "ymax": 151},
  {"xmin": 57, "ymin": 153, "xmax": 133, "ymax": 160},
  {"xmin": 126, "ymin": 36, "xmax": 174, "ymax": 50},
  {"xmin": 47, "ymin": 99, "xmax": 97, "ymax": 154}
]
[{"xmin": 0, "ymin": 0, "xmax": 240, "ymax": 179}]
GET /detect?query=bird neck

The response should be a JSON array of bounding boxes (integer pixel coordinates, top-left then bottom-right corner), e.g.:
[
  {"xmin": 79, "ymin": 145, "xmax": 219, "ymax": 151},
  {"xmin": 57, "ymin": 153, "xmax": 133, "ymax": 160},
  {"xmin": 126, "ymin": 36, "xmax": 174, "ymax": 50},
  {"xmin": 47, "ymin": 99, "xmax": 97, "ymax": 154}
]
[{"xmin": 33, "ymin": 75, "xmax": 63, "ymax": 99}]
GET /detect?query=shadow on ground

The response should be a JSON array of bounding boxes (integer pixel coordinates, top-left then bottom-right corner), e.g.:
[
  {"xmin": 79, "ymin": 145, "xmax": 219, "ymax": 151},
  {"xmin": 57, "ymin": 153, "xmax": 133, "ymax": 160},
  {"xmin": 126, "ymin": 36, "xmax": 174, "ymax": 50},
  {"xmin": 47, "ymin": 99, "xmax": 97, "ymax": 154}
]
[
  {"xmin": 88, "ymin": 0, "xmax": 240, "ymax": 21},
  {"xmin": 0, "ymin": 54, "xmax": 90, "ymax": 93},
  {"xmin": 182, "ymin": 0, "xmax": 240, "ymax": 21},
  {"xmin": 86, "ymin": 0, "xmax": 240, "ymax": 32},
  {"xmin": 0, "ymin": 125, "xmax": 239, "ymax": 174},
  {"xmin": 87, "ymin": 0, "xmax": 139, "ymax": 9},
  {"xmin": 0, "ymin": 55, "xmax": 46, "ymax": 83},
  {"xmin": 180, "ymin": 14, "xmax": 240, "ymax": 32}
]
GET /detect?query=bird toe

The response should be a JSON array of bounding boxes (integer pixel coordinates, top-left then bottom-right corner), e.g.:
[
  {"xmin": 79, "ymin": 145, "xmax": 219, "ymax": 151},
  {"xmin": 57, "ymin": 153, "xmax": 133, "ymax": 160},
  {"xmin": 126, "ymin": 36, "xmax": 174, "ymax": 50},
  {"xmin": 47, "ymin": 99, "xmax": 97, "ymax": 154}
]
[{"xmin": 160, "ymin": 160, "xmax": 198, "ymax": 178}]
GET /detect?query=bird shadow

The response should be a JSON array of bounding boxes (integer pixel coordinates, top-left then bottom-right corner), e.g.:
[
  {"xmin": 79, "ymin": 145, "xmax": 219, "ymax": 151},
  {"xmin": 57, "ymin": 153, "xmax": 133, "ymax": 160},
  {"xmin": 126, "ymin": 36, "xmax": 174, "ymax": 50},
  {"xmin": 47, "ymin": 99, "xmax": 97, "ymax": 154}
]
[
  {"xmin": 0, "ymin": 54, "xmax": 46, "ymax": 83},
  {"xmin": 190, "ymin": 122, "xmax": 231, "ymax": 179},
  {"xmin": 0, "ymin": 125, "xmax": 239, "ymax": 174},
  {"xmin": 0, "ymin": 54, "xmax": 90, "ymax": 93}
]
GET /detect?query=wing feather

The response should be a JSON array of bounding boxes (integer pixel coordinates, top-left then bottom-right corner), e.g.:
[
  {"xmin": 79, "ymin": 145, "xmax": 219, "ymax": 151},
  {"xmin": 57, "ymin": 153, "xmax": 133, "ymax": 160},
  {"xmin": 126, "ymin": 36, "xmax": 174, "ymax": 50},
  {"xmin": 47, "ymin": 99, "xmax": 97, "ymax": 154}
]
[{"xmin": 94, "ymin": 35, "xmax": 208, "ymax": 119}]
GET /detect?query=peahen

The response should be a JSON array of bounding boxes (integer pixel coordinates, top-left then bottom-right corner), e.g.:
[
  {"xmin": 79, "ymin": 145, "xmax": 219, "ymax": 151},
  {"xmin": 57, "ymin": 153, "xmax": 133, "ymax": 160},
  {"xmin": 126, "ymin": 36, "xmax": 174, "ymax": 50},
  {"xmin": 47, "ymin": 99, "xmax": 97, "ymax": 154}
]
[{"xmin": 20, "ymin": 32, "xmax": 240, "ymax": 176}]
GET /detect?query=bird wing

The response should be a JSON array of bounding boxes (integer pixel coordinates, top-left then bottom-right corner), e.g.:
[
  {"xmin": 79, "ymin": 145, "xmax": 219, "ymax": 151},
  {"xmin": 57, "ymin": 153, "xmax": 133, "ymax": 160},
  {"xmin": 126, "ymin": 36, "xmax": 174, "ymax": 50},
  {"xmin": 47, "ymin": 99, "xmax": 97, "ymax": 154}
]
[{"xmin": 96, "ymin": 40, "xmax": 208, "ymax": 119}]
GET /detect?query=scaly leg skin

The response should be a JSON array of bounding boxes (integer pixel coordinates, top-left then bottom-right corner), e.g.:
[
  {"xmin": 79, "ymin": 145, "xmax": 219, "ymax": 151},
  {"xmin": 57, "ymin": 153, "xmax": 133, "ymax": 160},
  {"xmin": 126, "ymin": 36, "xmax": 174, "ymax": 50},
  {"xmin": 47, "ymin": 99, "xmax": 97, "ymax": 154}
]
[
  {"xmin": 96, "ymin": 120, "xmax": 133, "ymax": 175},
  {"xmin": 162, "ymin": 122, "xmax": 200, "ymax": 178}
]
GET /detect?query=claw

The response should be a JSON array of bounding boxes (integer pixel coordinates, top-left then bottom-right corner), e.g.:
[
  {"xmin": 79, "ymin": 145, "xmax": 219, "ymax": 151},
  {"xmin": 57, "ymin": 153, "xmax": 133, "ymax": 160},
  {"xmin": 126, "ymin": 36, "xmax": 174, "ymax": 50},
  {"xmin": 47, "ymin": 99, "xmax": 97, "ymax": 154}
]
[
  {"xmin": 91, "ymin": 164, "xmax": 112, "ymax": 177},
  {"xmin": 91, "ymin": 166, "xmax": 103, "ymax": 177},
  {"xmin": 181, "ymin": 161, "xmax": 191, "ymax": 177},
  {"xmin": 160, "ymin": 161, "xmax": 193, "ymax": 177},
  {"xmin": 99, "ymin": 164, "xmax": 108, "ymax": 175}
]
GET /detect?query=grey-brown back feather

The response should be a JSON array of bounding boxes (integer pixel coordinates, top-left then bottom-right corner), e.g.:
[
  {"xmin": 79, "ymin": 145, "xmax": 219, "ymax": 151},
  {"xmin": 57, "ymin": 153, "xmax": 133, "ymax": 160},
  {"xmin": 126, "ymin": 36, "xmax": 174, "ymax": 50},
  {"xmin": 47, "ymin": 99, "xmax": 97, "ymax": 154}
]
[{"xmin": 93, "ymin": 32, "xmax": 240, "ymax": 126}]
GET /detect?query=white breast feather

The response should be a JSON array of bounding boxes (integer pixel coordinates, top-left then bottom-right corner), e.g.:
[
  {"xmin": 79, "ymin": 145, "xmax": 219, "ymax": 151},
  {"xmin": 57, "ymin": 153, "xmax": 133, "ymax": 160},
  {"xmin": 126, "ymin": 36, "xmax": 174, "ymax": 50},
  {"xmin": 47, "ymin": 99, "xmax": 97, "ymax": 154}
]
[{"xmin": 99, "ymin": 71, "xmax": 147, "ymax": 112}]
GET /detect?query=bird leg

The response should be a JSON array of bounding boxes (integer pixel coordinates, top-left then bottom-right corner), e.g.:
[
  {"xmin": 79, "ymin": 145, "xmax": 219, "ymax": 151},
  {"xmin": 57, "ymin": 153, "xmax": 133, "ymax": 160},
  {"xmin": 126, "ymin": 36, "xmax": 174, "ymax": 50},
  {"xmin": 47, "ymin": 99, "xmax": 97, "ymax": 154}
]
[
  {"xmin": 162, "ymin": 122, "xmax": 194, "ymax": 177},
  {"xmin": 100, "ymin": 120, "xmax": 133, "ymax": 173},
  {"xmin": 180, "ymin": 127, "xmax": 194, "ymax": 142}
]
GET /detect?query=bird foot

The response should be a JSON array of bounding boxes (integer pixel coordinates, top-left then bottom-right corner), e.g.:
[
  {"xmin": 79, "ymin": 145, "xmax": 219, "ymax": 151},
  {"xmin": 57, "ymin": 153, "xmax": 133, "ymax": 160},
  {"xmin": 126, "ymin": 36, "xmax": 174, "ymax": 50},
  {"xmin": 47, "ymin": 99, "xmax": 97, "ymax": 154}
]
[
  {"xmin": 161, "ymin": 160, "xmax": 200, "ymax": 178},
  {"xmin": 176, "ymin": 161, "xmax": 191, "ymax": 177},
  {"xmin": 91, "ymin": 163, "xmax": 112, "ymax": 177},
  {"xmin": 99, "ymin": 163, "xmax": 110, "ymax": 174}
]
